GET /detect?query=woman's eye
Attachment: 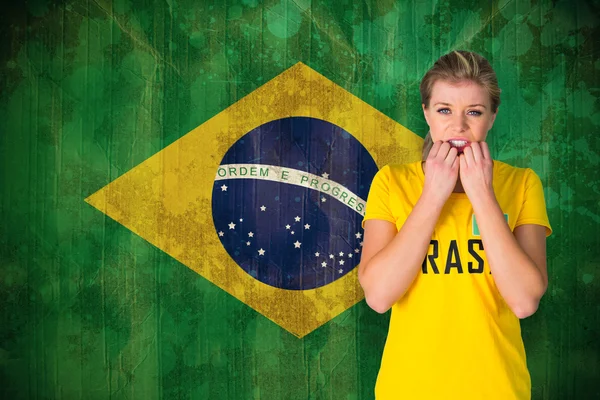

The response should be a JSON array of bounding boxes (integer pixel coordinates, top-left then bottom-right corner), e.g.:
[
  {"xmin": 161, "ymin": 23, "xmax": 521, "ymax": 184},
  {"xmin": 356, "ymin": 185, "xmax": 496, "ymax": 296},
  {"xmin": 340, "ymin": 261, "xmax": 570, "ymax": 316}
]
[
  {"xmin": 468, "ymin": 110, "xmax": 482, "ymax": 116},
  {"xmin": 437, "ymin": 108, "xmax": 450, "ymax": 114}
]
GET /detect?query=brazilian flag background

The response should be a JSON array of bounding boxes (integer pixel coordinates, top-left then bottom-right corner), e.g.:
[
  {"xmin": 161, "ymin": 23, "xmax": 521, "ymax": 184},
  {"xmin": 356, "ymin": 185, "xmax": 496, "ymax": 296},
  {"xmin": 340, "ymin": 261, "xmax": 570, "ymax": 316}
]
[{"xmin": 1, "ymin": 0, "xmax": 599, "ymax": 399}]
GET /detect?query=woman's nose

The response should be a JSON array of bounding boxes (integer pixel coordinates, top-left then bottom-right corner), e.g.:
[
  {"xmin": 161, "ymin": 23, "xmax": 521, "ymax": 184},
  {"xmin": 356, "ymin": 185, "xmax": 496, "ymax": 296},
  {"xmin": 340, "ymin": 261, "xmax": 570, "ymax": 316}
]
[{"xmin": 452, "ymin": 114, "xmax": 468, "ymax": 131}]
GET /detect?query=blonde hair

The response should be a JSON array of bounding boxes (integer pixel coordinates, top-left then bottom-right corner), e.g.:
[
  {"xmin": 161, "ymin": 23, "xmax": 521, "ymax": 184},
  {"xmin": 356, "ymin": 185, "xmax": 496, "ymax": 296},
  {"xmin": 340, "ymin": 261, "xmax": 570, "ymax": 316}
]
[{"xmin": 420, "ymin": 50, "xmax": 501, "ymax": 159}]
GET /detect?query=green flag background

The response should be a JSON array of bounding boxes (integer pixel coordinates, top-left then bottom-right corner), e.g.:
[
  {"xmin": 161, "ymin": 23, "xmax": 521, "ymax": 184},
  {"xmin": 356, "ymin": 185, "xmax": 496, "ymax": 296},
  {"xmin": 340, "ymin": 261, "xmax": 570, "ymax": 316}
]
[{"xmin": 1, "ymin": 0, "xmax": 598, "ymax": 399}]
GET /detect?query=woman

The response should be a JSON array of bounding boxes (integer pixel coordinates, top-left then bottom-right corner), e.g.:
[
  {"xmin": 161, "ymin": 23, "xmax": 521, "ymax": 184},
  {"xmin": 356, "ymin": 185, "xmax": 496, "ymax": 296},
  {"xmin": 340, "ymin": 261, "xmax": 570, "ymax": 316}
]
[{"xmin": 359, "ymin": 50, "xmax": 552, "ymax": 399}]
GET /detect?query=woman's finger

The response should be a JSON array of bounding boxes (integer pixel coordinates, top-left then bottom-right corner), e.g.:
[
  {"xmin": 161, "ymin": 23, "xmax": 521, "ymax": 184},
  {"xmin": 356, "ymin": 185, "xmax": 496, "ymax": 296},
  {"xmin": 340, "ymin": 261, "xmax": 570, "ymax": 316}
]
[
  {"xmin": 481, "ymin": 141, "xmax": 491, "ymax": 160},
  {"xmin": 470, "ymin": 141, "xmax": 483, "ymax": 163},
  {"xmin": 462, "ymin": 146, "xmax": 474, "ymax": 167},
  {"xmin": 459, "ymin": 153, "xmax": 466, "ymax": 171},
  {"xmin": 452, "ymin": 153, "xmax": 460, "ymax": 170},
  {"xmin": 428, "ymin": 140, "xmax": 442, "ymax": 159},
  {"xmin": 445, "ymin": 146, "xmax": 458, "ymax": 165},
  {"xmin": 437, "ymin": 142, "xmax": 451, "ymax": 160}
]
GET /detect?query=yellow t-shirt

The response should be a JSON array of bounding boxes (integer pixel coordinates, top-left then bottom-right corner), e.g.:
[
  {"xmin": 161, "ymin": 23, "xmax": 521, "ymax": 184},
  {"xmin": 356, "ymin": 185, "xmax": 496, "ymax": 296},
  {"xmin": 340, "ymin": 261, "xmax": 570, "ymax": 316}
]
[{"xmin": 362, "ymin": 160, "xmax": 552, "ymax": 400}]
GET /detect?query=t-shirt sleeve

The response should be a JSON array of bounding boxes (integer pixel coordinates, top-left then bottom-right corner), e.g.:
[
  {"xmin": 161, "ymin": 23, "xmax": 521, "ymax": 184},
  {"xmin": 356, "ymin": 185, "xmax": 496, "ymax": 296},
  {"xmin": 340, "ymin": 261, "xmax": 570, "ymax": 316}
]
[
  {"xmin": 515, "ymin": 168, "xmax": 552, "ymax": 237},
  {"xmin": 361, "ymin": 165, "xmax": 396, "ymax": 228}
]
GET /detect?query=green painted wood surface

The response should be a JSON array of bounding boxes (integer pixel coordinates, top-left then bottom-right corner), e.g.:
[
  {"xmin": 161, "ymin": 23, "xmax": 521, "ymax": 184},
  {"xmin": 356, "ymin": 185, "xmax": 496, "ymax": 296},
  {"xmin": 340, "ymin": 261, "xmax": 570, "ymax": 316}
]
[{"xmin": 1, "ymin": 1, "xmax": 598, "ymax": 399}]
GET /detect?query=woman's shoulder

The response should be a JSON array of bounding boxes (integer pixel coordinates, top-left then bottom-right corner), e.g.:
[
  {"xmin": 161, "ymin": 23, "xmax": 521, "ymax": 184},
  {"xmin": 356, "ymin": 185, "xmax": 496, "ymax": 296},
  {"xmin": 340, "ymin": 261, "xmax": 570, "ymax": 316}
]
[
  {"xmin": 493, "ymin": 159, "xmax": 536, "ymax": 174},
  {"xmin": 377, "ymin": 161, "xmax": 423, "ymax": 178},
  {"xmin": 369, "ymin": 161, "xmax": 424, "ymax": 199},
  {"xmin": 492, "ymin": 159, "xmax": 542, "ymax": 186}
]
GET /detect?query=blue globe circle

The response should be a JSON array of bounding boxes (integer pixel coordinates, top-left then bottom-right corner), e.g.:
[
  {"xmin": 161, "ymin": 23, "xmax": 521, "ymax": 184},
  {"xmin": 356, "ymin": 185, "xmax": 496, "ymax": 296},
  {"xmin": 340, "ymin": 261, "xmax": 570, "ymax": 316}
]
[{"xmin": 212, "ymin": 117, "xmax": 378, "ymax": 290}]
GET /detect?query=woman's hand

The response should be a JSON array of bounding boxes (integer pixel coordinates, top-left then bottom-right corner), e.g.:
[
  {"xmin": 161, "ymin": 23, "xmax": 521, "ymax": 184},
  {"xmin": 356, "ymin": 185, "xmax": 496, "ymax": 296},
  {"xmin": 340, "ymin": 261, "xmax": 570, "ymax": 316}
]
[
  {"xmin": 422, "ymin": 141, "xmax": 459, "ymax": 206},
  {"xmin": 459, "ymin": 141, "xmax": 495, "ymax": 205}
]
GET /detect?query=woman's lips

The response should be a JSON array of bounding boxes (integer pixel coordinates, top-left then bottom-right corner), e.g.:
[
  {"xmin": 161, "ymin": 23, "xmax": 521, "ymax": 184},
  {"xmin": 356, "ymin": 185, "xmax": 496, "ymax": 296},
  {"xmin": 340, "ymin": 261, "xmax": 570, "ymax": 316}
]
[{"xmin": 448, "ymin": 139, "xmax": 471, "ymax": 153}]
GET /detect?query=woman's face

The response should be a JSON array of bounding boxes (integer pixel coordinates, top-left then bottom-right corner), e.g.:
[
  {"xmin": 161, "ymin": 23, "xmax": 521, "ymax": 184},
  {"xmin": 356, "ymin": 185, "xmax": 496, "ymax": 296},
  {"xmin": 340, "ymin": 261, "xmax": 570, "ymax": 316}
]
[{"xmin": 422, "ymin": 79, "xmax": 497, "ymax": 153}]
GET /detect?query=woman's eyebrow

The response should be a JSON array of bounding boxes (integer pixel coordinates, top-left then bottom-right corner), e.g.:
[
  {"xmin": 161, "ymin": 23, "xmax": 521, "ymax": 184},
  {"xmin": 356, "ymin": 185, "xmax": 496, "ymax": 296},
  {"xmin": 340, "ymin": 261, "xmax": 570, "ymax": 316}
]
[{"xmin": 433, "ymin": 102, "xmax": 487, "ymax": 109}]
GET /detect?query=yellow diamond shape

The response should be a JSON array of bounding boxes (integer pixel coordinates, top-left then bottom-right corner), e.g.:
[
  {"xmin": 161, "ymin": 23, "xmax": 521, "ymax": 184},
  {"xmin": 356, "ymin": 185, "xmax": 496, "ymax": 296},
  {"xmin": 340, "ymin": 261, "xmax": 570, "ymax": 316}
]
[{"xmin": 85, "ymin": 62, "xmax": 422, "ymax": 338}]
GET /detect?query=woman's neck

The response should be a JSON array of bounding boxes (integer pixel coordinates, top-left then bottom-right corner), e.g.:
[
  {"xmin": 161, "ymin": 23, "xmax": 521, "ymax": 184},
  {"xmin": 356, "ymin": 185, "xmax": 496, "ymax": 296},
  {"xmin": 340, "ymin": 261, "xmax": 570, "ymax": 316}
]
[{"xmin": 453, "ymin": 179, "xmax": 465, "ymax": 193}]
